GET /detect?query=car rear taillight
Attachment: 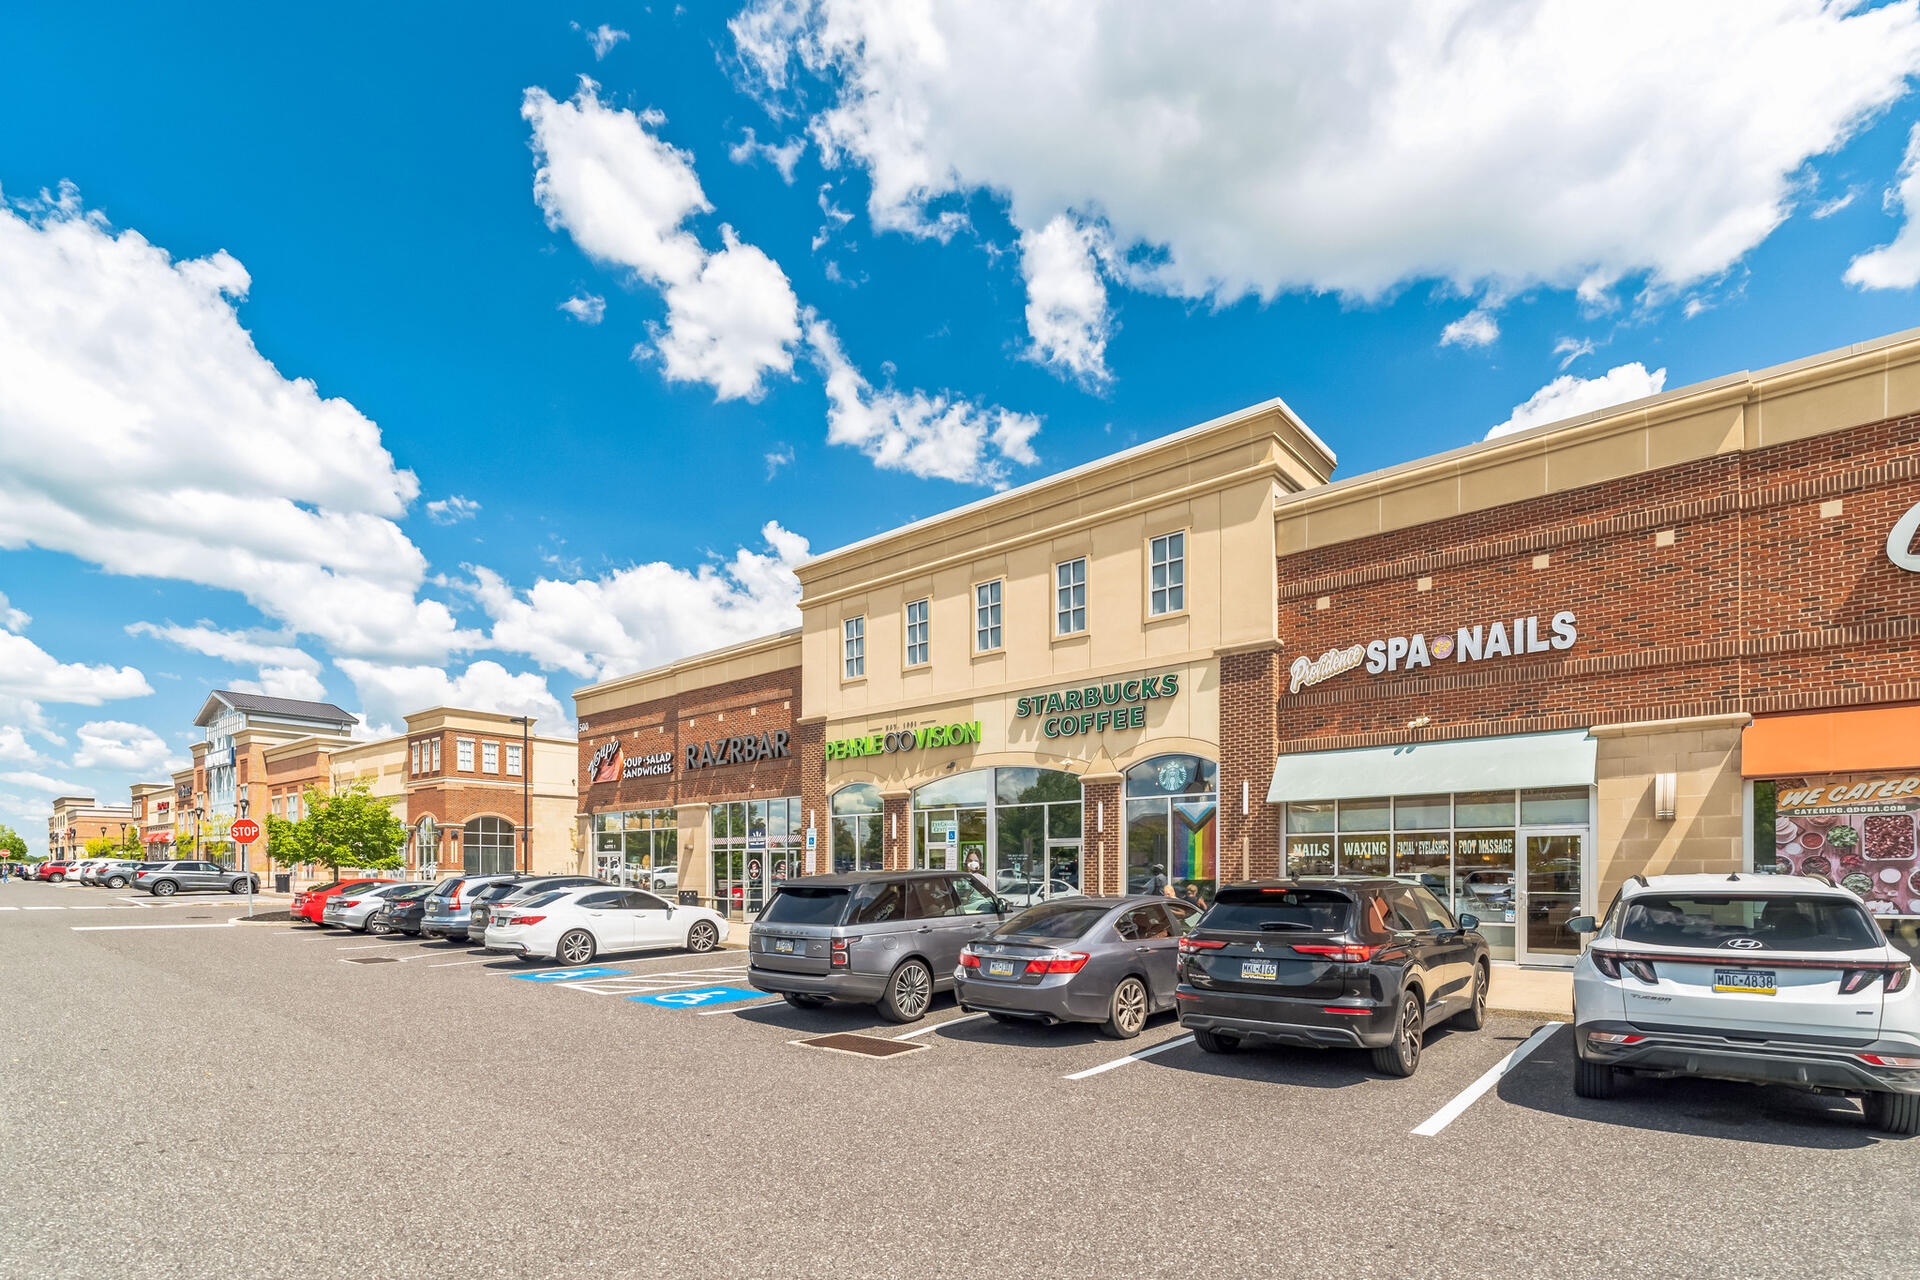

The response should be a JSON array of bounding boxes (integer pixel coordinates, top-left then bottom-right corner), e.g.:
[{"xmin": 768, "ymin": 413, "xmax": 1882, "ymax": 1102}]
[
  {"xmin": 1321, "ymin": 1006, "xmax": 1371, "ymax": 1016},
  {"xmin": 1857, "ymin": 1052, "xmax": 1920, "ymax": 1068},
  {"xmin": 1621, "ymin": 958, "xmax": 1657, "ymax": 984},
  {"xmin": 338, "ymin": 900, "xmax": 360, "ymax": 909},
  {"xmin": 1591, "ymin": 951, "xmax": 1622, "ymax": 979},
  {"xmin": 509, "ymin": 915, "xmax": 544, "ymax": 927},
  {"xmin": 1025, "ymin": 952, "xmax": 1090, "ymax": 975},
  {"xmin": 1841, "ymin": 968, "xmax": 1881, "ymax": 995},
  {"xmin": 832, "ymin": 937, "xmax": 853, "ymax": 968},
  {"xmin": 958, "ymin": 950, "xmax": 980, "ymax": 969},
  {"xmin": 1887, "ymin": 965, "xmax": 1914, "ymax": 994},
  {"xmin": 1177, "ymin": 937, "xmax": 1225, "ymax": 953},
  {"xmin": 1586, "ymin": 1032, "xmax": 1645, "ymax": 1046},
  {"xmin": 1292, "ymin": 943, "xmax": 1379, "ymax": 963}
]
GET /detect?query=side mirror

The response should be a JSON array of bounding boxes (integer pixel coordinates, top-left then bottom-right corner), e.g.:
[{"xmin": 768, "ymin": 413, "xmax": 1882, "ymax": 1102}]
[
  {"xmin": 1568, "ymin": 915, "xmax": 1597, "ymax": 935},
  {"xmin": 1458, "ymin": 913, "xmax": 1480, "ymax": 930}
]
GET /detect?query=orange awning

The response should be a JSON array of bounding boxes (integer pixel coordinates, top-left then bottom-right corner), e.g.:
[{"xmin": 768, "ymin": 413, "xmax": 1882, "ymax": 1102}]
[{"xmin": 1742, "ymin": 704, "xmax": 1920, "ymax": 777}]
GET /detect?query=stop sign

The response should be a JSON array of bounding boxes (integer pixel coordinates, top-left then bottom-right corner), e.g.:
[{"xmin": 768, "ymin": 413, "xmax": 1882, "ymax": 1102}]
[{"xmin": 229, "ymin": 818, "xmax": 261, "ymax": 845}]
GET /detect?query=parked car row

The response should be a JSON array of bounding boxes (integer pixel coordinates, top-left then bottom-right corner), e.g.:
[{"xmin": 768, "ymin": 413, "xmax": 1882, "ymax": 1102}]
[
  {"xmin": 289, "ymin": 871, "xmax": 731, "ymax": 963},
  {"xmin": 743, "ymin": 868, "xmax": 1920, "ymax": 1131},
  {"xmin": 30, "ymin": 857, "xmax": 260, "ymax": 895}
]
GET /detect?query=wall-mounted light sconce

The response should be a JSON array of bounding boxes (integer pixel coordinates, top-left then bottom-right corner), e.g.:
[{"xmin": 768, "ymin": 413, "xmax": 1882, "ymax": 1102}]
[
  {"xmin": 1097, "ymin": 801, "xmax": 1104, "ymax": 834},
  {"xmin": 1406, "ymin": 715, "xmax": 1432, "ymax": 729},
  {"xmin": 1654, "ymin": 772, "xmax": 1678, "ymax": 821},
  {"xmin": 1241, "ymin": 779, "xmax": 1249, "ymax": 816}
]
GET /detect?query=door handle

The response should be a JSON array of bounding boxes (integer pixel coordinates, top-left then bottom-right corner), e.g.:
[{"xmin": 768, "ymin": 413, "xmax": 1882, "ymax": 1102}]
[
  {"xmin": 917, "ymin": 926, "xmax": 933, "ymax": 934},
  {"xmin": 1135, "ymin": 946, "xmax": 1154, "ymax": 953}
]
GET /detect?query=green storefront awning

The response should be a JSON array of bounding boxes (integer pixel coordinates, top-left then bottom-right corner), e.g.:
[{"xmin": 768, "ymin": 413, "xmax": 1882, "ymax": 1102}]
[{"xmin": 1266, "ymin": 730, "xmax": 1596, "ymax": 804}]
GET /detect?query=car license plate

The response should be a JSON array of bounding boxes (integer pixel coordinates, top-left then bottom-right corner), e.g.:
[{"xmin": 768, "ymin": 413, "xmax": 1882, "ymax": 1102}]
[
  {"xmin": 986, "ymin": 959, "xmax": 1016, "ymax": 978},
  {"xmin": 774, "ymin": 939, "xmax": 795, "ymax": 954},
  {"xmin": 1713, "ymin": 968, "xmax": 1776, "ymax": 995},
  {"xmin": 1240, "ymin": 960, "xmax": 1279, "ymax": 981}
]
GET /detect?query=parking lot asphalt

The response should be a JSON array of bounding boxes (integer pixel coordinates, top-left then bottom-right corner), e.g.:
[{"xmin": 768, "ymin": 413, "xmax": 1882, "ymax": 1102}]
[{"xmin": 3, "ymin": 876, "xmax": 1915, "ymax": 1280}]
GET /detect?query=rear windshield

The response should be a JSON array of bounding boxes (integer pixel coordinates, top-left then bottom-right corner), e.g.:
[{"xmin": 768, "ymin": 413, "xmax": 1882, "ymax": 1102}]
[
  {"xmin": 514, "ymin": 891, "xmax": 567, "ymax": 910},
  {"xmin": 762, "ymin": 887, "xmax": 853, "ymax": 926},
  {"xmin": 474, "ymin": 883, "xmax": 521, "ymax": 902},
  {"xmin": 1202, "ymin": 889, "xmax": 1353, "ymax": 933},
  {"xmin": 1619, "ymin": 894, "xmax": 1882, "ymax": 951},
  {"xmin": 430, "ymin": 877, "xmax": 466, "ymax": 897},
  {"xmin": 995, "ymin": 901, "xmax": 1112, "ymax": 941}
]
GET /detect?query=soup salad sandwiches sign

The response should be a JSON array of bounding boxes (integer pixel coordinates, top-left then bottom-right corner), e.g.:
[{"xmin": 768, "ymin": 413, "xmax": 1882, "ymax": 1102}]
[{"xmin": 1289, "ymin": 610, "xmax": 1579, "ymax": 693}]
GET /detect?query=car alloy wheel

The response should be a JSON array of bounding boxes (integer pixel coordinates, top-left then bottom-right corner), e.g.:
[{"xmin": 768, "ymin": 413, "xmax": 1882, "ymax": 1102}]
[
  {"xmin": 367, "ymin": 917, "xmax": 390, "ymax": 936},
  {"xmin": 1372, "ymin": 991, "xmax": 1423, "ymax": 1077},
  {"xmin": 152, "ymin": 881, "xmax": 176, "ymax": 897},
  {"xmin": 107, "ymin": 876, "xmax": 127, "ymax": 889},
  {"xmin": 686, "ymin": 920, "xmax": 718, "ymax": 953},
  {"xmin": 883, "ymin": 959, "xmax": 933, "ymax": 1022},
  {"xmin": 1105, "ymin": 977, "xmax": 1148, "ymax": 1039},
  {"xmin": 558, "ymin": 930, "xmax": 595, "ymax": 965}
]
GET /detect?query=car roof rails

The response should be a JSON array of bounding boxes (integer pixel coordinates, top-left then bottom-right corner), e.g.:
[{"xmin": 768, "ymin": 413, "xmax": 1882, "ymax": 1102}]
[
  {"xmin": 1629, "ymin": 873, "xmax": 1649, "ymax": 888},
  {"xmin": 1726, "ymin": 872, "xmax": 1740, "ymax": 881}
]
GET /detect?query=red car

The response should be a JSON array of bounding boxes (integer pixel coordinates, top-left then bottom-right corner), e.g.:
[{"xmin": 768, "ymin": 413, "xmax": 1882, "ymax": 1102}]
[
  {"xmin": 35, "ymin": 861, "xmax": 76, "ymax": 883},
  {"xmin": 291, "ymin": 878, "xmax": 394, "ymax": 925}
]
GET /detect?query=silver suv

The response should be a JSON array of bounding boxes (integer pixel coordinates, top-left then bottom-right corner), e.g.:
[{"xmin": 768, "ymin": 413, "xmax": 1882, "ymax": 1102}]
[
  {"xmin": 418, "ymin": 874, "xmax": 517, "ymax": 941},
  {"xmin": 747, "ymin": 871, "xmax": 1013, "ymax": 1022},
  {"xmin": 133, "ymin": 860, "xmax": 260, "ymax": 896}
]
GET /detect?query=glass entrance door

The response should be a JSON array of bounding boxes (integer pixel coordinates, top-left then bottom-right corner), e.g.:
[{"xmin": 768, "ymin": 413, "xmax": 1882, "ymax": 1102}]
[{"xmin": 1518, "ymin": 830, "xmax": 1586, "ymax": 965}]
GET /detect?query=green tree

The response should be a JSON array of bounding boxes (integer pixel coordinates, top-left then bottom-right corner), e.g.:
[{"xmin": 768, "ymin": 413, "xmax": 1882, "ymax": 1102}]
[
  {"xmin": 83, "ymin": 833, "xmax": 119, "ymax": 857},
  {"xmin": 118, "ymin": 826, "xmax": 144, "ymax": 855},
  {"xmin": 0, "ymin": 824, "xmax": 28, "ymax": 860},
  {"xmin": 269, "ymin": 783, "xmax": 405, "ymax": 873}
]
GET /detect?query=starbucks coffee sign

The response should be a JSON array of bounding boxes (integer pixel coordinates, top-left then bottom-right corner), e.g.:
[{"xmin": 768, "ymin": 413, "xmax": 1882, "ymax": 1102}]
[{"xmin": 1013, "ymin": 672, "xmax": 1181, "ymax": 738}]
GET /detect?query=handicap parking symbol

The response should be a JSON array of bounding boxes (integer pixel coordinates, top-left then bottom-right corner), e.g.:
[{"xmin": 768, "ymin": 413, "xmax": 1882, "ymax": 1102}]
[
  {"xmin": 513, "ymin": 966, "xmax": 626, "ymax": 982},
  {"xmin": 628, "ymin": 986, "xmax": 762, "ymax": 1008}
]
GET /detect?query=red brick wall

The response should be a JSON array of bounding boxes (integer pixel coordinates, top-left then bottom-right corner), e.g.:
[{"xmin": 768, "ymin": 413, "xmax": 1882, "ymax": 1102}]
[
  {"xmin": 1081, "ymin": 778, "xmax": 1121, "ymax": 894},
  {"xmin": 1272, "ymin": 415, "xmax": 1920, "ymax": 752},
  {"xmin": 577, "ymin": 667, "xmax": 805, "ymax": 815},
  {"xmin": 1220, "ymin": 647, "xmax": 1282, "ymax": 877}
]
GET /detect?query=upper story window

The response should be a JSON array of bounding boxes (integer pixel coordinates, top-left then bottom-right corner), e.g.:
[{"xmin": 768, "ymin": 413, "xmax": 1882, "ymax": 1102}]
[
  {"xmin": 482, "ymin": 742, "xmax": 499, "ymax": 774},
  {"xmin": 1056, "ymin": 558, "xmax": 1087, "ymax": 635},
  {"xmin": 456, "ymin": 738, "xmax": 475, "ymax": 771},
  {"xmin": 411, "ymin": 742, "xmax": 421, "ymax": 775},
  {"xmin": 1149, "ymin": 532, "xmax": 1185, "ymax": 616},
  {"xmin": 843, "ymin": 616, "xmax": 866, "ymax": 679},
  {"xmin": 429, "ymin": 739, "xmax": 441, "ymax": 772},
  {"xmin": 975, "ymin": 580, "xmax": 1003, "ymax": 652},
  {"xmin": 904, "ymin": 599, "xmax": 930, "ymax": 667},
  {"xmin": 506, "ymin": 743, "xmax": 523, "ymax": 777}
]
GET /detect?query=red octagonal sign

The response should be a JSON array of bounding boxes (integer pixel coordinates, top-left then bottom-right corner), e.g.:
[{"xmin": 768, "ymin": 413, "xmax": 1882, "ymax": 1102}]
[{"xmin": 229, "ymin": 818, "xmax": 261, "ymax": 845}]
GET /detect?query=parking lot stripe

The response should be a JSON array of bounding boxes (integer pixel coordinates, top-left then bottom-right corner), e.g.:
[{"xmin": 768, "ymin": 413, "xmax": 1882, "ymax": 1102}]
[
  {"xmin": 1410, "ymin": 1022, "xmax": 1563, "ymax": 1138},
  {"xmin": 336, "ymin": 940, "xmax": 417, "ymax": 951},
  {"xmin": 428, "ymin": 957, "xmax": 498, "ymax": 967},
  {"xmin": 23, "ymin": 906, "xmax": 66, "ymax": 911},
  {"xmin": 70, "ymin": 923, "xmax": 239, "ymax": 932},
  {"xmin": 695, "ymin": 999, "xmax": 781, "ymax": 1015},
  {"xmin": 893, "ymin": 1012, "xmax": 987, "ymax": 1040},
  {"xmin": 1063, "ymin": 1033, "xmax": 1195, "ymax": 1080}
]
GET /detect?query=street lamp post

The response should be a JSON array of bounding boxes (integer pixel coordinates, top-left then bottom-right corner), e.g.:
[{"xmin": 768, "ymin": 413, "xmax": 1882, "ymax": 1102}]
[
  {"xmin": 508, "ymin": 716, "xmax": 532, "ymax": 874},
  {"xmin": 191, "ymin": 807, "xmax": 203, "ymax": 858}
]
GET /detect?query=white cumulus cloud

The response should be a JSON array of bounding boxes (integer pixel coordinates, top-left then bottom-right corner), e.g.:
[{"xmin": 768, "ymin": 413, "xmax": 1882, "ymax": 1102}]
[
  {"xmin": 0, "ymin": 629, "xmax": 151, "ymax": 706},
  {"xmin": 1019, "ymin": 215, "xmax": 1113, "ymax": 387},
  {"xmin": 464, "ymin": 521, "xmax": 809, "ymax": 681},
  {"xmin": 559, "ymin": 292, "xmax": 606, "ymax": 323},
  {"xmin": 0, "ymin": 725, "xmax": 36, "ymax": 762},
  {"xmin": 1847, "ymin": 123, "xmax": 1920, "ymax": 289},
  {"xmin": 72, "ymin": 720, "xmax": 182, "ymax": 774},
  {"xmin": 335, "ymin": 659, "xmax": 568, "ymax": 740},
  {"xmin": 730, "ymin": 127, "xmax": 807, "ymax": 183},
  {"xmin": 426, "ymin": 495, "xmax": 481, "ymax": 524},
  {"xmin": 0, "ymin": 770, "xmax": 86, "ymax": 795},
  {"xmin": 0, "ymin": 590, "xmax": 28, "ymax": 632},
  {"xmin": 0, "ymin": 185, "xmax": 474, "ymax": 662},
  {"xmin": 1440, "ymin": 309, "xmax": 1500, "ymax": 349},
  {"xmin": 573, "ymin": 21, "xmax": 630, "ymax": 59},
  {"xmin": 735, "ymin": 0, "xmax": 1920, "ymax": 343},
  {"xmin": 1486, "ymin": 362, "xmax": 1668, "ymax": 440},
  {"xmin": 524, "ymin": 78, "xmax": 803, "ymax": 402},
  {"xmin": 125, "ymin": 621, "xmax": 326, "ymax": 703}
]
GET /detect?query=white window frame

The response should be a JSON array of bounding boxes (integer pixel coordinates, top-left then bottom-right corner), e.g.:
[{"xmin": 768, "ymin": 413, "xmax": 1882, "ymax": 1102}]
[
  {"xmin": 974, "ymin": 579, "xmax": 1003, "ymax": 653},
  {"xmin": 430, "ymin": 740, "xmax": 441, "ymax": 772},
  {"xmin": 1055, "ymin": 557, "xmax": 1087, "ymax": 636},
  {"xmin": 904, "ymin": 598, "xmax": 930, "ymax": 668},
  {"xmin": 843, "ymin": 616, "xmax": 866, "ymax": 680},
  {"xmin": 482, "ymin": 741, "xmax": 499, "ymax": 774},
  {"xmin": 1149, "ymin": 531, "xmax": 1186, "ymax": 618},
  {"xmin": 411, "ymin": 742, "xmax": 421, "ymax": 775},
  {"xmin": 506, "ymin": 743, "xmax": 523, "ymax": 777},
  {"xmin": 456, "ymin": 738, "xmax": 475, "ymax": 771}
]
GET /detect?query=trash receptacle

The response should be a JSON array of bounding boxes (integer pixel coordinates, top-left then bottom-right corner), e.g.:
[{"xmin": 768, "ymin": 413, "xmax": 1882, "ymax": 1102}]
[{"xmin": 273, "ymin": 873, "xmax": 291, "ymax": 893}]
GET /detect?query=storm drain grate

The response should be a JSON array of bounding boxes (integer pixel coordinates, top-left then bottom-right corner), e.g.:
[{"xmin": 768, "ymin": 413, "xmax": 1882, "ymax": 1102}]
[
  {"xmin": 791, "ymin": 1033, "xmax": 927, "ymax": 1059},
  {"xmin": 344, "ymin": 956, "xmax": 399, "ymax": 965}
]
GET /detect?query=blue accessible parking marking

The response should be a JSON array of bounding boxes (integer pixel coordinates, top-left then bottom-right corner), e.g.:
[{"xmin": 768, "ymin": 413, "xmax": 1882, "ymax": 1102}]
[
  {"xmin": 512, "ymin": 967, "xmax": 627, "ymax": 983},
  {"xmin": 629, "ymin": 986, "xmax": 763, "ymax": 1008}
]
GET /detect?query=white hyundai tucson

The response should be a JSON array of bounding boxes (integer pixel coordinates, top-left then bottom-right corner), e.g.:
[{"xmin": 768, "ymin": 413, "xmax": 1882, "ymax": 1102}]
[{"xmin": 1571, "ymin": 873, "xmax": 1920, "ymax": 1134}]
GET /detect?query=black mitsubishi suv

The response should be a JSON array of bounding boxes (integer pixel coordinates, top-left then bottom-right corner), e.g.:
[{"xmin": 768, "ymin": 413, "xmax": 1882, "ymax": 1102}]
[{"xmin": 1175, "ymin": 878, "xmax": 1491, "ymax": 1076}]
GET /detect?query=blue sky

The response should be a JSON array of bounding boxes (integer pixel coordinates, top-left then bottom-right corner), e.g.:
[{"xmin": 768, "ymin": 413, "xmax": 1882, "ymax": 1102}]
[{"xmin": 4, "ymin": 1, "xmax": 1920, "ymax": 853}]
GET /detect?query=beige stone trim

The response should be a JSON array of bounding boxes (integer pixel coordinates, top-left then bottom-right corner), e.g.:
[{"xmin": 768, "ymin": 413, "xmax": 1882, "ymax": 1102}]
[{"xmin": 1589, "ymin": 712, "xmax": 1753, "ymax": 738}]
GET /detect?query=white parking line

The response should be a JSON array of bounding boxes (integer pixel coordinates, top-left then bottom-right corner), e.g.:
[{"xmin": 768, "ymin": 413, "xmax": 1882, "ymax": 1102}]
[
  {"xmin": 1411, "ymin": 1023, "xmax": 1563, "ymax": 1138},
  {"xmin": 1063, "ymin": 1034, "xmax": 1195, "ymax": 1080},
  {"xmin": 894, "ymin": 1012, "xmax": 987, "ymax": 1040},
  {"xmin": 335, "ymin": 940, "xmax": 417, "ymax": 951},
  {"xmin": 23, "ymin": 906, "xmax": 65, "ymax": 911},
  {"xmin": 695, "ymin": 999, "xmax": 782, "ymax": 1015},
  {"xmin": 70, "ymin": 923, "xmax": 239, "ymax": 932},
  {"xmin": 428, "ymin": 957, "xmax": 498, "ymax": 968}
]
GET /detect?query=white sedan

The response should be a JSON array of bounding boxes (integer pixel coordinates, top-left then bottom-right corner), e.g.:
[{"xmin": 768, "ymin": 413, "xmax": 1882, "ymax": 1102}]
[{"xmin": 484, "ymin": 886, "xmax": 727, "ymax": 964}]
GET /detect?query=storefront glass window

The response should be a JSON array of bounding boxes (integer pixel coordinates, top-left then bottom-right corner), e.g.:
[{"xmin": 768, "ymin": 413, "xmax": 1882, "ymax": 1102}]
[
  {"xmin": 909, "ymin": 768, "xmax": 1082, "ymax": 904},
  {"xmin": 462, "ymin": 816, "xmax": 515, "ymax": 876},
  {"xmin": 829, "ymin": 785, "xmax": 884, "ymax": 875},
  {"xmin": 713, "ymin": 795, "xmax": 803, "ymax": 916},
  {"xmin": 1520, "ymin": 788, "xmax": 1590, "ymax": 826},
  {"xmin": 1286, "ymin": 833, "xmax": 1335, "ymax": 876},
  {"xmin": 1284, "ymin": 801, "xmax": 1335, "ymax": 834},
  {"xmin": 1337, "ymin": 832, "xmax": 1390, "ymax": 875},
  {"xmin": 1394, "ymin": 795, "xmax": 1451, "ymax": 830},
  {"xmin": 1339, "ymin": 798, "xmax": 1391, "ymax": 831},
  {"xmin": 1753, "ymin": 772, "xmax": 1920, "ymax": 925},
  {"xmin": 591, "ymin": 808, "xmax": 675, "ymax": 889},
  {"xmin": 914, "ymin": 771, "xmax": 993, "ymax": 809},
  {"xmin": 1123, "ymin": 756, "xmax": 1218, "ymax": 905},
  {"xmin": 1454, "ymin": 791, "xmax": 1516, "ymax": 827}
]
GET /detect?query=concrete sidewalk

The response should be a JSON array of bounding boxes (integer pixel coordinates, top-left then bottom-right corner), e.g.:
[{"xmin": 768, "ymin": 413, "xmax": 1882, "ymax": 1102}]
[{"xmin": 1488, "ymin": 964, "xmax": 1572, "ymax": 1017}]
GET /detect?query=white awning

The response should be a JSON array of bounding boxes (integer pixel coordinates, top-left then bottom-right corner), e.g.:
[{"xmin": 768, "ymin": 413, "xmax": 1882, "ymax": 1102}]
[{"xmin": 1266, "ymin": 730, "xmax": 1596, "ymax": 804}]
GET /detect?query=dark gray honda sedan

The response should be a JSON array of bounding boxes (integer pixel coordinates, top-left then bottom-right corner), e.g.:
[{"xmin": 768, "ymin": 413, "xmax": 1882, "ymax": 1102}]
[{"xmin": 955, "ymin": 895, "xmax": 1201, "ymax": 1038}]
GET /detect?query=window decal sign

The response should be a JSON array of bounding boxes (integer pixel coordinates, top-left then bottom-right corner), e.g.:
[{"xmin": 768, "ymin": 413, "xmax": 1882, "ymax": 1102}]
[{"xmin": 1774, "ymin": 774, "xmax": 1920, "ymax": 915}]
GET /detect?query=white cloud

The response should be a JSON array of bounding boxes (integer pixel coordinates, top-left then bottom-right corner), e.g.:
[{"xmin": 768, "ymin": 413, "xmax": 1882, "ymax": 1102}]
[
  {"xmin": 736, "ymin": 0, "xmax": 1920, "ymax": 334},
  {"xmin": 1019, "ymin": 215, "xmax": 1113, "ymax": 386},
  {"xmin": 72, "ymin": 720, "xmax": 181, "ymax": 774},
  {"xmin": 464, "ymin": 521, "xmax": 809, "ymax": 681},
  {"xmin": 730, "ymin": 127, "xmax": 807, "ymax": 182},
  {"xmin": 1439, "ymin": 309, "xmax": 1499, "ymax": 349},
  {"xmin": 230, "ymin": 667, "xmax": 329, "ymax": 701},
  {"xmin": 764, "ymin": 442, "xmax": 795, "ymax": 478},
  {"xmin": 0, "ymin": 590, "xmax": 29, "ymax": 632},
  {"xmin": 559, "ymin": 292, "xmax": 606, "ymax": 323},
  {"xmin": 804, "ymin": 315, "xmax": 1041, "ymax": 487},
  {"xmin": 335, "ymin": 658, "xmax": 569, "ymax": 740},
  {"xmin": 1811, "ymin": 188, "xmax": 1860, "ymax": 219},
  {"xmin": 0, "ymin": 629, "xmax": 151, "ymax": 706},
  {"xmin": 1847, "ymin": 124, "xmax": 1920, "ymax": 289},
  {"xmin": 1552, "ymin": 336, "xmax": 1596, "ymax": 369},
  {"xmin": 0, "ymin": 770, "xmax": 86, "ymax": 795},
  {"xmin": 426, "ymin": 495, "xmax": 482, "ymax": 524},
  {"xmin": 0, "ymin": 186, "xmax": 474, "ymax": 661},
  {"xmin": 572, "ymin": 21, "xmax": 630, "ymax": 59},
  {"xmin": 1486, "ymin": 362, "xmax": 1668, "ymax": 440},
  {"xmin": 0, "ymin": 725, "xmax": 36, "ymax": 762},
  {"xmin": 524, "ymin": 79, "xmax": 803, "ymax": 402},
  {"xmin": 125, "ymin": 621, "xmax": 326, "ymax": 702}
]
